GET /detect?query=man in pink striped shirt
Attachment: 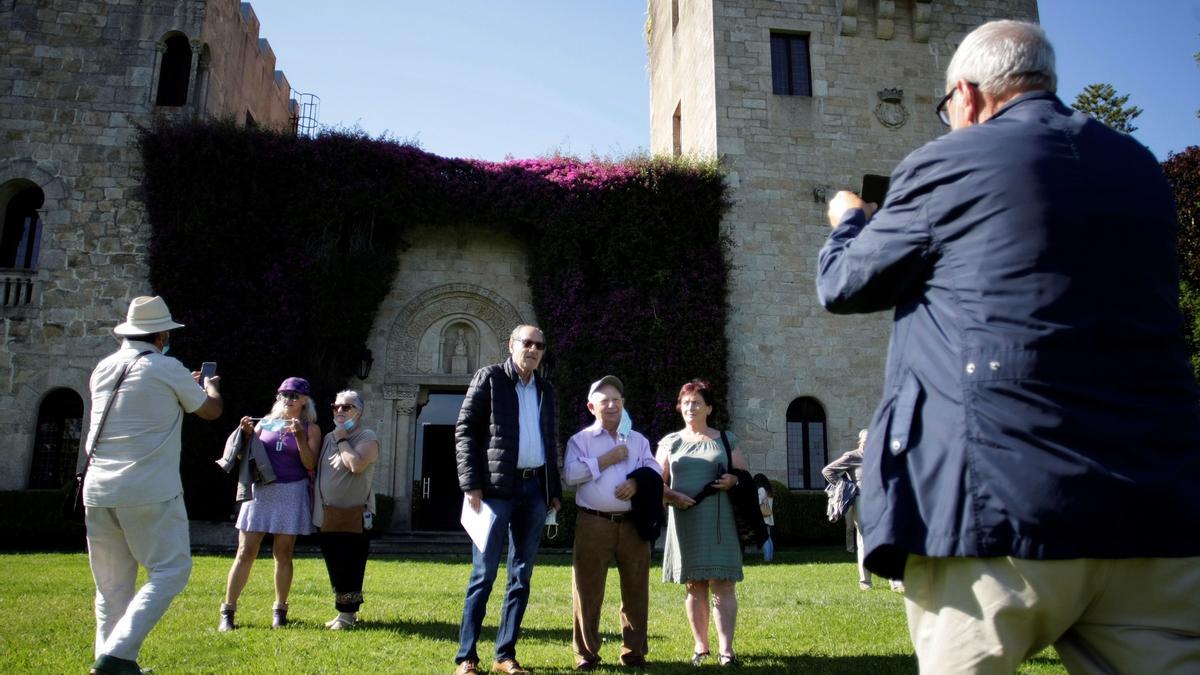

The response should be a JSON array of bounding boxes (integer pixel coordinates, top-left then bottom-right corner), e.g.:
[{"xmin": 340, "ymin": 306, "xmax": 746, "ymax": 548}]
[{"xmin": 563, "ymin": 375, "xmax": 661, "ymax": 670}]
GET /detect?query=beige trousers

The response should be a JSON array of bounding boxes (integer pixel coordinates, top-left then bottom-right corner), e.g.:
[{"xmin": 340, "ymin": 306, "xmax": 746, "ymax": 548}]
[{"xmin": 904, "ymin": 554, "xmax": 1200, "ymax": 674}]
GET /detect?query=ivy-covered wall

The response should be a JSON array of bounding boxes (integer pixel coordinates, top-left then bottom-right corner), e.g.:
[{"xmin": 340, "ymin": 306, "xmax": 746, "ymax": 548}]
[{"xmin": 138, "ymin": 121, "xmax": 731, "ymax": 519}]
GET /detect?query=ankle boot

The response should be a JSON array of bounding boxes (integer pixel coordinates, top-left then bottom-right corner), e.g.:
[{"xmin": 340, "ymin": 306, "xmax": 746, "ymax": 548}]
[
  {"xmin": 218, "ymin": 603, "xmax": 236, "ymax": 632},
  {"xmin": 272, "ymin": 601, "xmax": 289, "ymax": 628}
]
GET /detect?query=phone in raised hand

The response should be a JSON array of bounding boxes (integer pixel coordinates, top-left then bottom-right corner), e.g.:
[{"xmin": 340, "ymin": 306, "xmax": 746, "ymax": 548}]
[{"xmin": 200, "ymin": 361, "xmax": 217, "ymax": 387}]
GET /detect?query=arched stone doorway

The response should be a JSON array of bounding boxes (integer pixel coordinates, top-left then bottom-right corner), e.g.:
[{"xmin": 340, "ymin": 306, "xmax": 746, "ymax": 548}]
[{"xmin": 378, "ymin": 283, "xmax": 525, "ymax": 531}]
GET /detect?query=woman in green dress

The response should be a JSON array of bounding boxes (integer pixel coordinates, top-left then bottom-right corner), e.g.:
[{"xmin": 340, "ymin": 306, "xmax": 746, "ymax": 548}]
[{"xmin": 657, "ymin": 379, "xmax": 751, "ymax": 667}]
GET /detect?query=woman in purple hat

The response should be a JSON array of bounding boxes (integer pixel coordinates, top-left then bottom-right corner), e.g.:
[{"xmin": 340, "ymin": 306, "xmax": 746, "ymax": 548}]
[{"xmin": 218, "ymin": 377, "xmax": 320, "ymax": 631}]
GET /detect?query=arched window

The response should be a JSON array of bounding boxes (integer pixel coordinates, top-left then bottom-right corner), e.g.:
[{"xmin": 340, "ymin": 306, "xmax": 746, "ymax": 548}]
[
  {"xmin": 28, "ymin": 388, "xmax": 85, "ymax": 489},
  {"xmin": 786, "ymin": 397, "xmax": 827, "ymax": 489},
  {"xmin": 0, "ymin": 181, "xmax": 44, "ymax": 270},
  {"xmin": 155, "ymin": 33, "xmax": 192, "ymax": 106}
]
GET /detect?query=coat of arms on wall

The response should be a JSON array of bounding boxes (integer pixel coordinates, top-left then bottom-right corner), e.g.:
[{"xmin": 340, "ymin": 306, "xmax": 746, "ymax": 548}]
[{"xmin": 874, "ymin": 88, "xmax": 907, "ymax": 129}]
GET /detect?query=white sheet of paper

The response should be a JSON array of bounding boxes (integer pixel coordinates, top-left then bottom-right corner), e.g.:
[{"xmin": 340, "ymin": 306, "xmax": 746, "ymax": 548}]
[{"xmin": 460, "ymin": 495, "xmax": 496, "ymax": 552}]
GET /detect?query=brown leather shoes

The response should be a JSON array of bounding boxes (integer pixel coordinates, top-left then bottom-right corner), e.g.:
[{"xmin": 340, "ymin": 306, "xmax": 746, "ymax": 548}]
[
  {"xmin": 454, "ymin": 660, "xmax": 479, "ymax": 675},
  {"xmin": 492, "ymin": 659, "xmax": 530, "ymax": 674}
]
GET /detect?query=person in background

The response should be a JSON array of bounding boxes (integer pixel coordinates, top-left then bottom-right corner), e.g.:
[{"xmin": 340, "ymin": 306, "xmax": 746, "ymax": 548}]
[
  {"xmin": 219, "ymin": 377, "xmax": 319, "ymax": 631},
  {"xmin": 84, "ymin": 296, "xmax": 223, "ymax": 675},
  {"xmin": 313, "ymin": 390, "xmax": 380, "ymax": 630},
  {"xmin": 822, "ymin": 430, "xmax": 901, "ymax": 592},
  {"xmin": 753, "ymin": 473, "xmax": 774, "ymax": 563},
  {"xmin": 657, "ymin": 379, "xmax": 749, "ymax": 668}
]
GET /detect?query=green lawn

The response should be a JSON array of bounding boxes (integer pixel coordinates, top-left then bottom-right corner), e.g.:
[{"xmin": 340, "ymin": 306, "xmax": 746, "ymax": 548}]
[{"xmin": 0, "ymin": 547, "xmax": 1064, "ymax": 674}]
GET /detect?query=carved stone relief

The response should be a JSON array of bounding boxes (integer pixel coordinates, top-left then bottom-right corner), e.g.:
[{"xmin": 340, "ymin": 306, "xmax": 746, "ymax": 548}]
[{"xmin": 383, "ymin": 283, "xmax": 524, "ymax": 394}]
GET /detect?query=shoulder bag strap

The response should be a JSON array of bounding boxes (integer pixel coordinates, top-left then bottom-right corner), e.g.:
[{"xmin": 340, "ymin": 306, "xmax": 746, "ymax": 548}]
[
  {"xmin": 719, "ymin": 430, "xmax": 733, "ymax": 467},
  {"xmin": 83, "ymin": 350, "xmax": 153, "ymax": 469}
]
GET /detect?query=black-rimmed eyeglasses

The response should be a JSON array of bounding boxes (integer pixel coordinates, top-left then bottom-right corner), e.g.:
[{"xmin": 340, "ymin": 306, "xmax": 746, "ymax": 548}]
[{"xmin": 935, "ymin": 82, "xmax": 978, "ymax": 126}]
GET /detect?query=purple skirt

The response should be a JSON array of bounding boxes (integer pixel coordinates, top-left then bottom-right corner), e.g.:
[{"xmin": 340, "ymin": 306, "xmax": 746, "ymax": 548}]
[{"xmin": 236, "ymin": 479, "xmax": 313, "ymax": 535}]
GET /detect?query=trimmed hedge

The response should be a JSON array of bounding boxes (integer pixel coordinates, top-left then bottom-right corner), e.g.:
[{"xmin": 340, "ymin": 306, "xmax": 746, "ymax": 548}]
[
  {"xmin": 768, "ymin": 481, "xmax": 842, "ymax": 546},
  {"xmin": 0, "ymin": 489, "xmax": 86, "ymax": 551},
  {"xmin": 138, "ymin": 121, "xmax": 731, "ymax": 521}
]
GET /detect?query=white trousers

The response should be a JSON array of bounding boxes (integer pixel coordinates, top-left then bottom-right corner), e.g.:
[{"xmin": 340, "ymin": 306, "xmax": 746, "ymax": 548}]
[
  {"xmin": 849, "ymin": 503, "xmax": 902, "ymax": 589},
  {"xmin": 904, "ymin": 554, "xmax": 1200, "ymax": 674},
  {"xmin": 85, "ymin": 494, "xmax": 192, "ymax": 661}
]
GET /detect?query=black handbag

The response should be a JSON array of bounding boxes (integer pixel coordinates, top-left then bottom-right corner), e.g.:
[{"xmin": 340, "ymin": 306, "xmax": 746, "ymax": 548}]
[
  {"xmin": 717, "ymin": 431, "xmax": 770, "ymax": 549},
  {"xmin": 61, "ymin": 350, "xmax": 152, "ymax": 523}
]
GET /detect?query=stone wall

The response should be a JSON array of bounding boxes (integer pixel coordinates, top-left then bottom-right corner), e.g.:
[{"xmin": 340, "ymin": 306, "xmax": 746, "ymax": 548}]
[
  {"xmin": 0, "ymin": 0, "xmax": 294, "ymax": 489},
  {"xmin": 649, "ymin": 0, "xmax": 1039, "ymax": 483},
  {"xmin": 356, "ymin": 223, "xmax": 534, "ymax": 530}
]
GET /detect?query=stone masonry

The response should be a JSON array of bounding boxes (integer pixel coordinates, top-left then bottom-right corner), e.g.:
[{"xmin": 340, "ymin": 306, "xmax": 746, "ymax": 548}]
[
  {"xmin": 0, "ymin": 0, "xmax": 294, "ymax": 489},
  {"xmin": 647, "ymin": 0, "xmax": 1039, "ymax": 484}
]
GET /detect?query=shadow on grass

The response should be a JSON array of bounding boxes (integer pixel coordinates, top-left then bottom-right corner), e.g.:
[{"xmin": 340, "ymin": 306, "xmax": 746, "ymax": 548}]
[
  {"xmin": 340, "ymin": 618, "xmax": 574, "ymax": 643},
  {"xmin": 522, "ymin": 653, "xmax": 917, "ymax": 674}
]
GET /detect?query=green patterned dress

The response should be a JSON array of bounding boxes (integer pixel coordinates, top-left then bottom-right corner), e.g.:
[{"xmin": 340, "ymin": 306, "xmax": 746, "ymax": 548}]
[{"xmin": 660, "ymin": 430, "xmax": 744, "ymax": 583}]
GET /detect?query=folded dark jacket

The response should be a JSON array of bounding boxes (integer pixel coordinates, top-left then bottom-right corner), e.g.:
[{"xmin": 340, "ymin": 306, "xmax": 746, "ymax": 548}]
[
  {"xmin": 215, "ymin": 427, "xmax": 277, "ymax": 503},
  {"xmin": 627, "ymin": 466, "xmax": 666, "ymax": 542}
]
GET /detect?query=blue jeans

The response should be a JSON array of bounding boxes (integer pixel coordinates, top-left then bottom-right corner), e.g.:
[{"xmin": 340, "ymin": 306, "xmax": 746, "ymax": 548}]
[{"xmin": 456, "ymin": 475, "xmax": 547, "ymax": 664}]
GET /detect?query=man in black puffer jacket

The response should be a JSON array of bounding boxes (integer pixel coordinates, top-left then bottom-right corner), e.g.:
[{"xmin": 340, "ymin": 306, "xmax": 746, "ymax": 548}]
[{"xmin": 452, "ymin": 324, "xmax": 562, "ymax": 675}]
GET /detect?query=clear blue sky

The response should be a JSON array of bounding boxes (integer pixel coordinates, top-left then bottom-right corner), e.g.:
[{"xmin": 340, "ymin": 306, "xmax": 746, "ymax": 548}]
[{"xmin": 248, "ymin": 1, "xmax": 1198, "ymax": 161}]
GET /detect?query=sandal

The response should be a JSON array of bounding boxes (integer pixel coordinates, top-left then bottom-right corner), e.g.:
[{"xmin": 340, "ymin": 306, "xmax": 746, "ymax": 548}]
[
  {"xmin": 719, "ymin": 653, "xmax": 742, "ymax": 667},
  {"xmin": 691, "ymin": 651, "xmax": 710, "ymax": 666}
]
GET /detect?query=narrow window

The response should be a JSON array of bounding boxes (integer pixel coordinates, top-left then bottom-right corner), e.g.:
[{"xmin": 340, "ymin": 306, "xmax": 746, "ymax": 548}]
[
  {"xmin": 672, "ymin": 102, "xmax": 682, "ymax": 157},
  {"xmin": 155, "ymin": 34, "xmax": 192, "ymax": 106},
  {"xmin": 0, "ymin": 183, "xmax": 44, "ymax": 270},
  {"xmin": 786, "ymin": 397, "xmax": 828, "ymax": 489},
  {"xmin": 770, "ymin": 33, "xmax": 812, "ymax": 97},
  {"xmin": 28, "ymin": 388, "xmax": 85, "ymax": 489}
]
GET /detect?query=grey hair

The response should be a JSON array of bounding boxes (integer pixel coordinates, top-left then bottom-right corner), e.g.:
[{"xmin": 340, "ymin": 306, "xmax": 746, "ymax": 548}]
[
  {"xmin": 509, "ymin": 324, "xmax": 543, "ymax": 341},
  {"xmin": 335, "ymin": 389, "xmax": 365, "ymax": 415},
  {"xmin": 946, "ymin": 20, "xmax": 1056, "ymax": 97},
  {"xmin": 857, "ymin": 429, "xmax": 869, "ymax": 443}
]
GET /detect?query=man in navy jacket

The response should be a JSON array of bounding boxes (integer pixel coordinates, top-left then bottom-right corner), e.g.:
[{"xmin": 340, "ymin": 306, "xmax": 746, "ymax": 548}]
[
  {"xmin": 817, "ymin": 20, "xmax": 1200, "ymax": 673},
  {"xmin": 454, "ymin": 324, "xmax": 562, "ymax": 675}
]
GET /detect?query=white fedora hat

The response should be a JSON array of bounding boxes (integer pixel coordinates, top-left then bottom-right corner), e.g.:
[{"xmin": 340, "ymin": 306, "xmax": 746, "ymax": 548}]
[{"xmin": 113, "ymin": 295, "xmax": 185, "ymax": 336}]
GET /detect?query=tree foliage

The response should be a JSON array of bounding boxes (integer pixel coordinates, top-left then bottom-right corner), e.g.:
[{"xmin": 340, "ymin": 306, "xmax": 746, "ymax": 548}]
[
  {"xmin": 1071, "ymin": 82, "xmax": 1142, "ymax": 134},
  {"xmin": 1163, "ymin": 146, "xmax": 1200, "ymax": 375}
]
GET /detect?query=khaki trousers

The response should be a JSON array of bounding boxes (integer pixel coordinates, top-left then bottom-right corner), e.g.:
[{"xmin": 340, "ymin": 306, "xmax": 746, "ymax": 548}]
[
  {"xmin": 904, "ymin": 554, "xmax": 1200, "ymax": 674},
  {"xmin": 571, "ymin": 510, "xmax": 652, "ymax": 665}
]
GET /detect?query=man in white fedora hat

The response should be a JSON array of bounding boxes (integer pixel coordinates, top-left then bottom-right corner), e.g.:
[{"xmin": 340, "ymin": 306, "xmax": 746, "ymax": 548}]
[{"xmin": 84, "ymin": 296, "xmax": 223, "ymax": 675}]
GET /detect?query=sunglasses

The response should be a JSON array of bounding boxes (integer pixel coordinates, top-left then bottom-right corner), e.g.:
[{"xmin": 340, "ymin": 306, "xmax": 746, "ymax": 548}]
[
  {"xmin": 513, "ymin": 338, "xmax": 546, "ymax": 351},
  {"xmin": 331, "ymin": 404, "xmax": 356, "ymax": 412},
  {"xmin": 278, "ymin": 392, "xmax": 303, "ymax": 401}
]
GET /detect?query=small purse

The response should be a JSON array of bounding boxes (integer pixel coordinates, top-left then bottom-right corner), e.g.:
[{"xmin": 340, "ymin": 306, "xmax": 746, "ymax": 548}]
[
  {"xmin": 320, "ymin": 504, "xmax": 365, "ymax": 534},
  {"xmin": 316, "ymin": 437, "xmax": 368, "ymax": 534},
  {"xmin": 61, "ymin": 350, "xmax": 152, "ymax": 523}
]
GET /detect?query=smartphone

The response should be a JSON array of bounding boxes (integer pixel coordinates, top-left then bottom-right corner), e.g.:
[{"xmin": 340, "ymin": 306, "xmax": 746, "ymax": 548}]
[
  {"xmin": 200, "ymin": 361, "xmax": 217, "ymax": 387},
  {"xmin": 862, "ymin": 174, "xmax": 890, "ymax": 207}
]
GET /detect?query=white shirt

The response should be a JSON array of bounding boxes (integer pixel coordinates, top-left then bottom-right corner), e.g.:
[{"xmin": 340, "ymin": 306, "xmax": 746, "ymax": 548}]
[
  {"xmin": 83, "ymin": 340, "xmax": 208, "ymax": 507},
  {"xmin": 514, "ymin": 371, "xmax": 545, "ymax": 469}
]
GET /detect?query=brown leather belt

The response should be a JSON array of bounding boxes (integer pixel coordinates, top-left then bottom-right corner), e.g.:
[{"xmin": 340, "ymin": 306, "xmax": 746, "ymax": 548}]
[{"xmin": 579, "ymin": 506, "xmax": 629, "ymax": 522}]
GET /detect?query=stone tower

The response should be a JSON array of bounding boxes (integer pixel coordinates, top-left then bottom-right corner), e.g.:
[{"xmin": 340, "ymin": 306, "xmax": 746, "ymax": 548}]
[
  {"xmin": 0, "ymin": 0, "xmax": 296, "ymax": 490},
  {"xmin": 646, "ymin": 0, "xmax": 1039, "ymax": 489}
]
